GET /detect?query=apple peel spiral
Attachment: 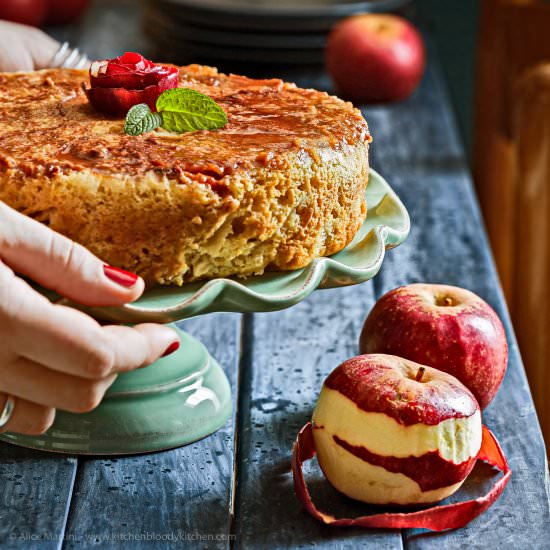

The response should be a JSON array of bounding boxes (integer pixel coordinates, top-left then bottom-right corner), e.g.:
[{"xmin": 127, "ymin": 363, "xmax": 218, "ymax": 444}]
[{"xmin": 291, "ymin": 354, "xmax": 511, "ymax": 531}]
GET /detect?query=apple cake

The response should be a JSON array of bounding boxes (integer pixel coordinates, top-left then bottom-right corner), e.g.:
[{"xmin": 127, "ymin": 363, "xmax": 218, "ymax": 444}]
[{"xmin": 0, "ymin": 65, "xmax": 371, "ymax": 286}]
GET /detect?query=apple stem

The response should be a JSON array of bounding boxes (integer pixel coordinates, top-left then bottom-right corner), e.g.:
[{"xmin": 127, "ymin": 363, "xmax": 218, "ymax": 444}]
[
  {"xmin": 415, "ymin": 366, "xmax": 425, "ymax": 382},
  {"xmin": 435, "ymin": 295, "xmax": 456, "ymax": 307}
]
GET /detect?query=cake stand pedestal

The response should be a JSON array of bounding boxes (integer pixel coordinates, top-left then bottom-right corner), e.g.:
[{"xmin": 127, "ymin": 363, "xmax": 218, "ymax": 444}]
[
  {"xmin": 0, "ymin": 328, "xmax": 231, "ymax": 454},
  {"xmin": 0, "ymin": 169, "xmax": 409, "ymax": 455}
]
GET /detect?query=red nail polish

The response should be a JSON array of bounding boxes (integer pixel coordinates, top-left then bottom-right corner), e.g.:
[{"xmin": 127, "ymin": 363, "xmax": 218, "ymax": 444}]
[
  {"xmin": 161, "ymin": 341, "xmax": 180, "ymax": 357},
  {"xmin": 103, "ymin": 265, "xmax": 139, "ymax": 288}
]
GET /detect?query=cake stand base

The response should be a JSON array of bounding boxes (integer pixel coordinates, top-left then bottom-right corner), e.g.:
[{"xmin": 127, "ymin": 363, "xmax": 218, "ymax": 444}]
[{"xmin": 0, "ymin": 327, "xmax": 232, "ymax": 455}]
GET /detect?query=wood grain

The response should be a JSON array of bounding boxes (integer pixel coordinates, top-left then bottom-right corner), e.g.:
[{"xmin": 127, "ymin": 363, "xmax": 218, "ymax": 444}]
[
  {"xmin": 513, "ymin": 64, "xmax": 550, "ymax": 452},
  {"xmin": 232, "ymin": 294, "xmax": 404, "ymax": 549},
  {"xmin": 473, "ymin": 0, "xmax": 550, "ymax": 300},
  {"xmin": 0, "ymin": 446, "xmax": 76, "ymax": 549},
  {"xmin": 473, "ymin": 0, "xmax": 517, "ymax": 300},
  {"xmin": 0, "ymin": 2, "xmax": 548, "ymax": 548},
  {"xmin": 368, "ymin": 51, "xmax": 550, "ymax": 550},
  {"xmin": 473, "ymin": 0, "xmax": 550, "ymax": 452},
  {"xmin": 61, "ymin": 314, "xmax": 240, "ymax": 549}
]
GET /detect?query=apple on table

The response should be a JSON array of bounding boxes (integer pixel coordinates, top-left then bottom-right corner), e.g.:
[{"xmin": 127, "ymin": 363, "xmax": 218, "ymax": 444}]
[
  {"xmin": 359, "ymin": 283, "xmax": 508, "ymax": 409},
  {"xmin": 47, "ymin": 0, "xmax": 90, "ymax": 25},
  {"xmin": 326, "ymin": 14, "xmax": 425, "ymax": 103},
  {"xmin": 0, "ymin": 0, "xmax": 48, "ymax": 27},
  {"xmin": 0, "ymin": 0, "xmax": 89, "ymax": 27},
  {"xmin": 312, "ymin": 354, "xmax": 482, "ymax": 505}
]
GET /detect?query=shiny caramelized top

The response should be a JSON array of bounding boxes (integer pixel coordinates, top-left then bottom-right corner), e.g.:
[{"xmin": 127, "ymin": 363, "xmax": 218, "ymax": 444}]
[{"xmin": 0, "ymin": 66, "xmax": 370, "ymax": 184}]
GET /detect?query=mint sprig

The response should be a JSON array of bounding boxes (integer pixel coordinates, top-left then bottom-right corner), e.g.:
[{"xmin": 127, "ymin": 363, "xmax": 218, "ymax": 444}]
[
  {"xmin": 124, "ymin": 104, "xmax": 163, "ymax": 136},
  {"xmin": 123, "ymin": 88, "xmax": 228, "ymax": 136},
  {"xmin": 156, "ymin": 88, "xmax": 228, "ymax": 132}
]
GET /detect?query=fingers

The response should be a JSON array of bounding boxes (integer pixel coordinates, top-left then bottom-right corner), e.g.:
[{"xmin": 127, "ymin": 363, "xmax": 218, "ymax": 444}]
[
  {"xmin": 25, "ymin": 26, "xmax": 61, "ymax": 69},
  {"xmin": 0, "ymin": 202, "xmax": 145, "ymax": 306},
  {"xmin": 0, "ymin": 394, "xmax": 55, "ymax": 436},
  {"xmin": 0, "ymin": 357, "xmax": 117, "ymax": 413},
  {"xmin": 2, "ymin": 270, "xmax": 107, "ymax": 375},
  {"xmin": 2, "ymin": 267, "xmax": 179, "ymax": 379},
  {"xmin": 101, "ymin": 324, "xmax": 180, "ymax": 372},
  {"xmin": 0, "ymin": 22, "xmax": 59, "ymax": 72},
  {"xmin": 0, "ymin": 320, "xmax": 179, "ymax": 432},
  {"xmin": 0, "ymin": 22, "xmax": 35, "ymax": 71}
]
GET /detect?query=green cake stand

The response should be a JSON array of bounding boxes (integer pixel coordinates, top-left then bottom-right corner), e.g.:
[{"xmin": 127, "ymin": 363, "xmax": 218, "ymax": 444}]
[{"xmin": 0, "ymin": 169, "xmax": 409, "ymax": 455}]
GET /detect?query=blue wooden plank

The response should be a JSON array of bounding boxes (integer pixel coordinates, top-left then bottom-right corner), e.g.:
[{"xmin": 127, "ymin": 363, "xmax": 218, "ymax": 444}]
[
  {"xmin": 232, "ymin": 45, "xmax": 550, "ymax": 548},
  {"xmin": 50, "ymin": 5, "xmax": 240, "ymax": 548},
  {"xmin": 366, "ymin": 56, "xmax": 550, "ymax": 548},
  {"xmin": 0, "ymin": 5, "xmax": 136, "ymax": 549},
  {"xmin": 6, "ymin": 2, "xmax": 548, "ymax": 547},
  {"xmin": 232, "ymin": 292, "xmax": 403, "ymax": 549},
  {"xmin": 61, "ymin": 314, "xmax": 239, "ymax": 549},
  {"xmin": 0, "ymin": 445, "xmax": 76, "ymax": 549}
]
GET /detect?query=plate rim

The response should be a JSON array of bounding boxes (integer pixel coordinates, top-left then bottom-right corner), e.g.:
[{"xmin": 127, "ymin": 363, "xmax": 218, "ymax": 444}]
[{"xmin": 155, "ymin": 0, "xmax": 407, "ymax": 18}]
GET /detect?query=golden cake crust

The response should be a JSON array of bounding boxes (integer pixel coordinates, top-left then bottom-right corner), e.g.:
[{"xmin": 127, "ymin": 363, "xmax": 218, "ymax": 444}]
[{"xmin": 0, "ymin": 66, "xmax": 370, "ymax": 285}]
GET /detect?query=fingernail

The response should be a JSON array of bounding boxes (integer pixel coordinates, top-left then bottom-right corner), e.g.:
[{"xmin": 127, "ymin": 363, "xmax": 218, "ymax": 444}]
[
  {"xmin": 161, "ymin": 341, "xmax": 180, "ymax": 358},
  {"xmin": 103, "ymin": 265, "xmax": 139, "ymax": 288}
]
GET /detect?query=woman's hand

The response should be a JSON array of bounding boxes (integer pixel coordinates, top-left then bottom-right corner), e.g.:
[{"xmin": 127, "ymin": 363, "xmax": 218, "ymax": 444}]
[
  {"xmin": 0, "ymin": 20, "xmax": 59, "ymax": 72},
  {"xmin": 0, "ymin": 202, "xmax": 179, "ymax": 435}
]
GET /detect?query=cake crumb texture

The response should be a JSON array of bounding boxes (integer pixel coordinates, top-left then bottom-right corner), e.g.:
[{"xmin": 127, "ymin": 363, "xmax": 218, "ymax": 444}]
[{"xmin": 0, "ymin": 66, "xmax": 370, "ymax": 285}]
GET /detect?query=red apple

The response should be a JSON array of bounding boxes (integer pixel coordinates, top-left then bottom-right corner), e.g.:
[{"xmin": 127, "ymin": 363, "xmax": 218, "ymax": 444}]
[
  {"xmin": 312, "ymin": 354, "xmax": 482, "ymax": 505},
  {"xmin": 46, "ymin": 0, "xmax": 90, "ymax": 25},
  {"xmin": 0, "ymin": 0, "xmax": 48, "ymax": 27},
  {"xmin": 325, "ymin": 14, "xmax": 425, "ymax": 103},
  {"xmin": 359, "ymin": 284, "xmax": 508, "ymax": 409}
]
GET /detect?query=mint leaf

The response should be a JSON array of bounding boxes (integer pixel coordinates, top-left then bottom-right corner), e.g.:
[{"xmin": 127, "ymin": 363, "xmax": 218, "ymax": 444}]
[
  {"xmin": 156, "ymin": 88, "xmax": 228, "ymax": 133},
  {"xmin": 123, "ymin": 90, "xmax": 227, "ymax": 137},
  {"xmin": 124, "ymin": 103, "xmax": 162, "ymax": 136}
]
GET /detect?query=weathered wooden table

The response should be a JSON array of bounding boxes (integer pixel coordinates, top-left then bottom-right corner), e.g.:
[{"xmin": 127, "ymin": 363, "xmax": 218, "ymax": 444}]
[{"xmin": 1, "ymin": 2, "xmax": 550, "ymax": 548}]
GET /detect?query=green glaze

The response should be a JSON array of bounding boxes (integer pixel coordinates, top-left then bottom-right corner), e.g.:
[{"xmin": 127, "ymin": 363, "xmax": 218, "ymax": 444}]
[
  {"xmin": 0, "ymin": 168, "xmax": 409, "ymax": 455},
  {"xmin": 0, "ymin": 328, "xmax": 232, "ymax": 455}
]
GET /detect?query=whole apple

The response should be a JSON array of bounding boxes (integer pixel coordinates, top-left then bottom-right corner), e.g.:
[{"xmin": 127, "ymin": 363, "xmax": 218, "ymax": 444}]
[
  {"xmin": 312, "ymin": 354, "xmax": 482, "ymax": 505},
  {"xmin": 0, "ymin": 0, "xmax": 48, "ymax": 27},
  {"xmin": 326, "ymin": 14, "xmax": 425, "ymax": 103},
  {"xmin": 46, "ymin": 0, "xmax": 90, "ymax": 25},
  {"xmin": 359, "ymin": 284, "xmax": 508, "ymax": 409}
]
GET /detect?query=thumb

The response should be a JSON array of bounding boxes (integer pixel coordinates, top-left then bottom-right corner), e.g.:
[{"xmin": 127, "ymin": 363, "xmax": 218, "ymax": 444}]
[{"xmin": 0, "ymin": 202, "xmax": 145, "ymax": 306}]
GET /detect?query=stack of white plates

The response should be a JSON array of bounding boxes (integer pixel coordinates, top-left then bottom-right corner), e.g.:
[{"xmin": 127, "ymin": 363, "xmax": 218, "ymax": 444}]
[{"xmin": 144, "ymin": 0, "xmax": 410, "ymax": 70}]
